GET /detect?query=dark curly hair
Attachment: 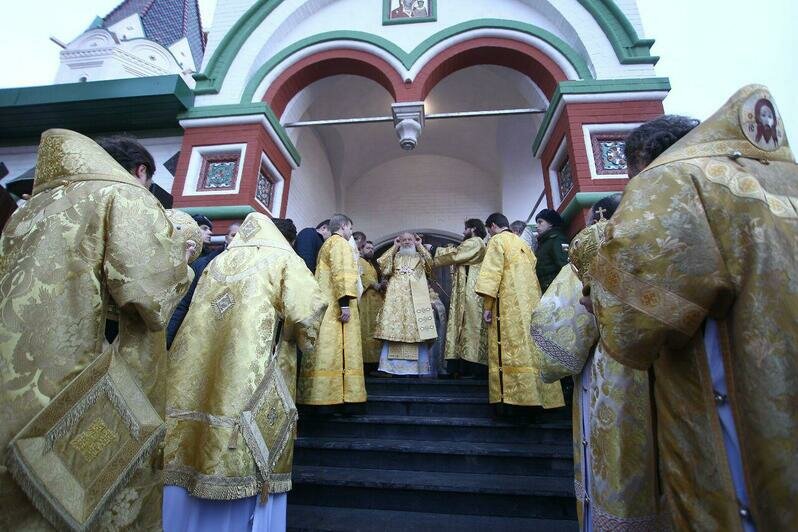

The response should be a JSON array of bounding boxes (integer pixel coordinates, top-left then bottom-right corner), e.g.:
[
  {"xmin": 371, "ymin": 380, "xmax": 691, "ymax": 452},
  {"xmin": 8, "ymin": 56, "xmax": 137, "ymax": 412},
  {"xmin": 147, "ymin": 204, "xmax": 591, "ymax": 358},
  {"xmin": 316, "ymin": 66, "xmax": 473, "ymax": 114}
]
[
  {"xmin": 465, "ymin": 218, "xmax": 487, "ymax": 239},
  {"xmin": 624, "ymin": 115, "xmax": 700, "ymax": 177},
  {"xmin": 97, "ymin": 135, "xmax": 156, "ymax": 178},
  {"xmin": 591, "ymin": 193, "xmax": 622, "ymax": 223}
]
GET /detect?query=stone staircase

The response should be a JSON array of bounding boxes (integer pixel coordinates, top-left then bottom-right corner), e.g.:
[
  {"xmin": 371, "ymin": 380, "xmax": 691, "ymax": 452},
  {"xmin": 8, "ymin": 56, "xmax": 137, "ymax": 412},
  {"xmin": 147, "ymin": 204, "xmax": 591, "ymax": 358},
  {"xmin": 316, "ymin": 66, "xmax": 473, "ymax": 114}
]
[{"xmin": 288, "ymin": 378, "xmax": 577, "ymax": 531}]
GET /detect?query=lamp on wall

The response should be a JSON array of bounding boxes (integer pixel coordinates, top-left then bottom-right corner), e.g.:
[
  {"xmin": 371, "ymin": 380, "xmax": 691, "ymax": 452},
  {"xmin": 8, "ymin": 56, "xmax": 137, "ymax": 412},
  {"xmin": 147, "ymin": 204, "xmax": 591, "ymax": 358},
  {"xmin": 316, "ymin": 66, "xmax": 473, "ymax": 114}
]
[{"xmin": 392, "ymin": 102, "xmax": 425, "ymax": 151}]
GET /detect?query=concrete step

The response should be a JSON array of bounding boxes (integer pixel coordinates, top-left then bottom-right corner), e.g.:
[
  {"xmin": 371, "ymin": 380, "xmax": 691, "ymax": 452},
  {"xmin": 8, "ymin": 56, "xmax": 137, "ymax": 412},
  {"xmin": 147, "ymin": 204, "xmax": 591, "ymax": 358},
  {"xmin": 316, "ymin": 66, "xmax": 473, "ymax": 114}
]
[
  {"xmin": 290, "ymin": 466, "xmax": 576, "ymax": 520},
  {"xmin": 297, "ymin": 414, "xmax": 572, "ymax": 444},
  {"xmin": 287, "ymin": 504, "xmax": 578, "ymax": 532},
  {"xmin": 364, "ymin": 377, "xmax": 489, "ymax": 397},
  {"xmin": 294, "ymin": 437, "xmax": 573, "ymax": 476}
]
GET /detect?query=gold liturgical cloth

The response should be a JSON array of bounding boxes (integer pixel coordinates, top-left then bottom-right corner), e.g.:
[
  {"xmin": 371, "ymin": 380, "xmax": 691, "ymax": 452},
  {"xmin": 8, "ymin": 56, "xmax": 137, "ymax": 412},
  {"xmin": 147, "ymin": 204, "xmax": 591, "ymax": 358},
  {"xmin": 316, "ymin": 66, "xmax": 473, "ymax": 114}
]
[{"xmin": 7, "ymin": 348, "xmax": 164, "ymax": 532}]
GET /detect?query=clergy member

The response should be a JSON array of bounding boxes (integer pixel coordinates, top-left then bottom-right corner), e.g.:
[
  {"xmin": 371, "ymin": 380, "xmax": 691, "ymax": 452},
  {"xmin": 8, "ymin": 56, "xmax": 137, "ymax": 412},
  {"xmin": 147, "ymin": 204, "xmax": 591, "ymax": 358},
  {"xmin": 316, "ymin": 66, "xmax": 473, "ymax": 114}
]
[
  {"xmin": 163, "ymin": 213, "xmax": 326, "ymax": 532},
  {"xmin": 374, "ymin": 232, "xmax": 438, "ymax": 376},
  {"xmin": 433, "ymin": 219, "xmax": 488, "ymax": 377},
  {"xmin": 532, "ymin": 199, "xmax": 661, "ymax": 531},
  {"xmin": 592, "ymin": 85, "xmax": 798, "ymax": 531},
  {"xmin": 298, "ymin": 214, "xmax": 367, "ymax": 406},
  {"xmin": 359, "ymin": 240, "xmax": 384, "ymax": 368},
  {"xmin": 475, "ymin": 212, "xmax": 564, "ymax": 409},
  {"xmin": 0, "ymin": 130, "xmax": 194, "ymax": 531}
]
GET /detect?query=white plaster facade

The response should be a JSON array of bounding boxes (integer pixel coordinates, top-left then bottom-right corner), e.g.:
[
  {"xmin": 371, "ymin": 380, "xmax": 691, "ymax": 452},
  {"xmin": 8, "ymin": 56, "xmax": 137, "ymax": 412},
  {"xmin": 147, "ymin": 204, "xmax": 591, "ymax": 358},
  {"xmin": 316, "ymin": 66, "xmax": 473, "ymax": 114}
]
[
  {"xmin": 54, "ymin": 16, "xmax": 196, "ymax": 87},
  {"xmin": 0, "ymin": 136, "xmax": 183, "ymax": 193},
  {"xmin": 198, "ymin": 0, "xmax": 655, "ymax": 107}
]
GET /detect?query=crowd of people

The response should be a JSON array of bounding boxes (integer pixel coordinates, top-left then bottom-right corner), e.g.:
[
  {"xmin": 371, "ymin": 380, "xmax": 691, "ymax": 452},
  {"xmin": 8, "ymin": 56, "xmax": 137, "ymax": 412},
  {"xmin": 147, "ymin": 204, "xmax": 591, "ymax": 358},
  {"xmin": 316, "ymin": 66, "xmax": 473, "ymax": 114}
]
[{"xmin": 0, "ymin": 84, "xmax": 795, "ymax": 532}]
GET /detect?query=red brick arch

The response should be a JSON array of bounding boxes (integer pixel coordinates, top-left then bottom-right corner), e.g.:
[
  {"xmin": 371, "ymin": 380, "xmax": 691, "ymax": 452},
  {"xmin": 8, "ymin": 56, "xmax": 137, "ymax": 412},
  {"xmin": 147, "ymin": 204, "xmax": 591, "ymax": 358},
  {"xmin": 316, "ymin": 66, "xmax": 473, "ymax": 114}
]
[
  {"xmin": 263, "ymin": 37, "xmax": 570, "ymax": 116},
  {"xmin": 408, "ymin": 37, "xmax": 569, "ymax": 102},
  {"xmin": 264, "ymin": 49, "xmax": 406, "ymax": 118}
]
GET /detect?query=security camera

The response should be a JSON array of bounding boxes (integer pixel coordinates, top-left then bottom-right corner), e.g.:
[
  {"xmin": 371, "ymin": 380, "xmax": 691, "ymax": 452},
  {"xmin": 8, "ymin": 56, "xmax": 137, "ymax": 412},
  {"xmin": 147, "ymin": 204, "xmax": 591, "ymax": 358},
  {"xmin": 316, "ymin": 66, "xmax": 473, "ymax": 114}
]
[{"xmin": 395, "ymin": 118, "xmax": 422, "ymax": 150}]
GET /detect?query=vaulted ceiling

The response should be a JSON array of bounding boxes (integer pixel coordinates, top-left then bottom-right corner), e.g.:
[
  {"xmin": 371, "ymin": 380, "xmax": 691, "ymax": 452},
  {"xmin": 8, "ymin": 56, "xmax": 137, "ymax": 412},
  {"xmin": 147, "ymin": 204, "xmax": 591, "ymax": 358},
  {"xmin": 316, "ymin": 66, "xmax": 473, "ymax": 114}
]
[{"xmin": 283, "ymin": 65, "xmax": 547, "ymax": 189}]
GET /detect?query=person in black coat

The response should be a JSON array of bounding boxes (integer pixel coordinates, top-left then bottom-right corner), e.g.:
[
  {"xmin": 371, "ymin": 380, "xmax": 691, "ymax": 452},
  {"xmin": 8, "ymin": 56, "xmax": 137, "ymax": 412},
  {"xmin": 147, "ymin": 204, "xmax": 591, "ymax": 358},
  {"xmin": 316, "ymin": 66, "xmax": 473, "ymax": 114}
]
[
  {"xmin": 534, "ymin": 209, "xmax": 569, "ymax": 293},
  {"xmin": 294, "ymin": 219, "xmax": 330, "ymax": 273},
  {"xmin": 165, "ymin": 214, "xmax": 215, "ymax": 348}
]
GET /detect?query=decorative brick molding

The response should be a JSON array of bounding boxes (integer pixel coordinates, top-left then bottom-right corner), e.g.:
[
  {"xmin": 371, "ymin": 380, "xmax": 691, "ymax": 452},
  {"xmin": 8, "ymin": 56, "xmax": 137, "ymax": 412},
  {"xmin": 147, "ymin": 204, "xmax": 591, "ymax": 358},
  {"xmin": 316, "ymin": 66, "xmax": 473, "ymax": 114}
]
[
  {"xmin": 181, "ymin": 143, "xmax": 247, "ymax": 197},
  {"xmin": 581, "ymin": 122, "xmax": 645, "ymax": 179}
]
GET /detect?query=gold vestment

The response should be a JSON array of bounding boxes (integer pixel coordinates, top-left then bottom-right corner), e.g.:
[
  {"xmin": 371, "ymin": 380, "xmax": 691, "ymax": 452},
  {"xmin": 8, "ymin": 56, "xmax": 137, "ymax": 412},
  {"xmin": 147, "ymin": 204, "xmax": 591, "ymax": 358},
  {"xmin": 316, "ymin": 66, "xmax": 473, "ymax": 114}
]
[
  {"xmin": 533, "ymin": 267, "xmax": 659, "ymax": 530},
  {"xmin": 0, "ymin": 129, "xmax": 192, "ymax": 530},
  {"xmin": 374, "ymin": 246, "xmax": 437, "ymax": 346},
  {"xmin": 298, "ymin": 234, "xmax": 366, "ymax": 405},
  {"xmin": 433, "ymin": 237, "xmax": 488, "ymax": 365},
  {"xmin": 592, "ymin": 85, "xmax": 798, "ymax": 531},
  {"xmin": 475, "ymin": 231, "xmax": 563, "ymax": 407},
  {"xmin": 164, "ymin": 213, "xmax": 326, "ymax": 499},
  {"xmin": 358, "ymin": 257, "xmax": 384, "ymax": 364}
]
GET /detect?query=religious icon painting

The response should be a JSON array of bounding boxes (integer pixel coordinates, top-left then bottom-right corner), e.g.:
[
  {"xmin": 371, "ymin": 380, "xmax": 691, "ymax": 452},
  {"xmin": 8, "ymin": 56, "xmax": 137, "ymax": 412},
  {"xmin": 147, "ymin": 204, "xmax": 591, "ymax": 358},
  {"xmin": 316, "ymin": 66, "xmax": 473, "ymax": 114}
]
[
  {"xmin": 739, "ymin": 91, "xmax": 785, "ymax": 151},
  {"xmin": 383, "ymin": 0, "xmax": 436, "ymax": 24}
]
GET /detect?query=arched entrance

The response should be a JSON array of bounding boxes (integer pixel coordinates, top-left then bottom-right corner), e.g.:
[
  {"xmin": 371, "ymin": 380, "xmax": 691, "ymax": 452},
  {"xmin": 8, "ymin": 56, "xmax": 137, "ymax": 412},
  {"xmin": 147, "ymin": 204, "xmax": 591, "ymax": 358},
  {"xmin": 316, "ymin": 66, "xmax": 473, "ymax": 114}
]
[{"xmin": 267, "ymin": 37, "xmax": 561, "ymax": 241}]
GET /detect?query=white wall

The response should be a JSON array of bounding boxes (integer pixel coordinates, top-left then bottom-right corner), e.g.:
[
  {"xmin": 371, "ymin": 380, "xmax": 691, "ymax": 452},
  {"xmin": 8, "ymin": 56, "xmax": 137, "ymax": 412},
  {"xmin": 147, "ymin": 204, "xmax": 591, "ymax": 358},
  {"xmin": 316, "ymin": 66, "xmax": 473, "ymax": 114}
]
[
  {"xmin": 199, "ymin": 0, "xmax": 656, "ymax": 106},
  {"xmin": 0, "ymin": 136, "xmax": 182, "ymax": 194},
  {"xmin": 498, "ymin": 114, "xmax": 547, "ymax": 222},
  {"xmin": 139, "ymin": 136, "xmax": 184, "ymax": 193},
  {"xmin": 285, "ymin": 127, "xmax": 337, "ymax": 229},
  {"xmin": 343, "ymin": 154, "xmax": 499, "ymax": 242}
]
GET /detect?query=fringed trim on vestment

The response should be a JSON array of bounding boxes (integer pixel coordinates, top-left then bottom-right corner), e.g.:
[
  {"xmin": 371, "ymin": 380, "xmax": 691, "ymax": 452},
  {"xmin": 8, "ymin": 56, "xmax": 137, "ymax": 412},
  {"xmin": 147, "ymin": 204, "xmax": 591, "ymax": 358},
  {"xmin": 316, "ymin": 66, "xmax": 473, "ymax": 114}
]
[
  {"xmin": 532, "ymin": 326, "xmax": 586, "ymax": 383},
  {"xmin": 593, "ymin": 503, "xmax": 661, "ymax": 532},
  {"xmin": 163, "ymin": 467, "xmax": 293, "ymax": 500},
  {"xmin": 7, "ymin": 424, "xmax": 165, "ymax": 532},
  {"xmin": 45, "ymin": 375, "xmax": 141, "ymax": 451}
]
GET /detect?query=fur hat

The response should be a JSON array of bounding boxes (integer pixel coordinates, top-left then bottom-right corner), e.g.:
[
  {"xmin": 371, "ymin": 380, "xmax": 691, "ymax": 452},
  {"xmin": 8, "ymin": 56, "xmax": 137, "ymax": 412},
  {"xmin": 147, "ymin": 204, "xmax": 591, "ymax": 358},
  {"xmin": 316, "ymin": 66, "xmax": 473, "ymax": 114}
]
[
  {"xmin": 191, "ymin": 214, "xmax": 213, "ymax": 230},
  {"xmin": 535, "ymin": 208, "xmax": 564, "ymax": 227}
]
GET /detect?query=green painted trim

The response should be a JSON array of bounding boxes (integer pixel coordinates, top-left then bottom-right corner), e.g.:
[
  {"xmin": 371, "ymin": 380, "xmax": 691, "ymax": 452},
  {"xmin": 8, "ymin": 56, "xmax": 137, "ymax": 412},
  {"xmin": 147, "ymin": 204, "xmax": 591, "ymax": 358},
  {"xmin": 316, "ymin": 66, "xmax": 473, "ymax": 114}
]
[
  {"xmin": 178, "ymin": 205, "xmax": 256, "ymax": 220},
  {"xmin": 194, "ymin": 0, "xmax": 285, "ymax": 95},
  {"xmin": 559, "ymin": 191, "xmax": 621, "ymax": 223},
  {"xmin": 179, "ymin": 103, "xmax": 301, "ymax": 166},
  {"xmin": 0, "ymin": 75, "xmax": 193, "ymax": 109},
  {"xmin": 240, "ymin": 20, "xmax": 594, "ymax": 104},
  {"xmin": 531, "ymin": 77, "xmax": 671, "ymax": 154},
  {"xmin": 576, "ymin": 0, "xmax": 658, "ymax": 64},
  {"xmin": 193, "ymin": 0, "xmax": 651, "ymax": 95},
  {"xmin": 382, "ymin": 0, "xmax": 437, "ymax": 25}
]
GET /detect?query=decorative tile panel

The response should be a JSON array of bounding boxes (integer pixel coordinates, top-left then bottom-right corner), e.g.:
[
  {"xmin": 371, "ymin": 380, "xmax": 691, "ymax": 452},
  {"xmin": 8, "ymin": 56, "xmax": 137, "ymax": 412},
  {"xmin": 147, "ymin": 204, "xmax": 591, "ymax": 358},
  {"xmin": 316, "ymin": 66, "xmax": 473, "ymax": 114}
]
[
  {"xmin": 557, "ymin": 158, "xmax": 574, "ymax": 201},
  {"xmin": 198, "ymin": 153, "xmax": 239, "ymax": 191},
  {"xmin": 256, "ymin": 164, "xmax": 276, "ymax": 211},
  {"xmin": 591, "ymin": 134, "xmax": 628, "ymax": 175}
]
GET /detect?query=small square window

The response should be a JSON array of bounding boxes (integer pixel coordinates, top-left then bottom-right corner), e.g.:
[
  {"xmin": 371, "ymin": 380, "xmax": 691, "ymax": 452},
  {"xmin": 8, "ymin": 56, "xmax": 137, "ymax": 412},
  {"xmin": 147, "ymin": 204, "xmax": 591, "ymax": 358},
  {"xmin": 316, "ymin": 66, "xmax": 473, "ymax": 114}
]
[
  {"xmin": 198, "ymin": 153, "xmax": 239, "ymax": 191},
  {"xmin": 557, "ymin": 158, "xmax": 574, "ymax": 201},
  {"xmin": 256, "ymin": 164, "xmax": 277, "ymax": 211}
]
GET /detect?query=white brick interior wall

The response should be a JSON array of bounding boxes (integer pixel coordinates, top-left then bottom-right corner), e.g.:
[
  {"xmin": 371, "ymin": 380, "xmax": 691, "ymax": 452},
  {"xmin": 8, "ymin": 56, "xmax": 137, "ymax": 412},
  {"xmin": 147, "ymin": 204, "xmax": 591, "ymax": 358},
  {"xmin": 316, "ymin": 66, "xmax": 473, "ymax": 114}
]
[
  {"xmin": 285, "ymin": 128, "xmax": 337, "ymax": 230},
  {"xmin": 342, "ymin": 154, "xmax": 500, "ymax": 243}
]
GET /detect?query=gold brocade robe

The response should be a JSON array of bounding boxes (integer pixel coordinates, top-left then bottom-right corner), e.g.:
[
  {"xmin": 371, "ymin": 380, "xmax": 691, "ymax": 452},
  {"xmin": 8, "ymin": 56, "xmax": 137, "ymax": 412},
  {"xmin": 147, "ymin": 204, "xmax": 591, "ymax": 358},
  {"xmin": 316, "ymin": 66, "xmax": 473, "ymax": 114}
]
[
  {"xmin": 532, "ymin": 268, "xmax": 659, "ymax": 531},
  {"xmin": 0, "ymin": 129, "xmax": 192, "ymax": 531},
  {"xmin": 359, "ymin": 257, "xmax": 384, "ymax": 364},
  {"xmin": 592, "ymin": 85, "xmax": 798, "ymax": 531},
  {"xmin": 433, "ymin": 237, "xmax": 488, "ymax": 365},
  {"xmin": 298, "ymin": 234, "xmax": 366, "ymax": 405},
  {"xmin": 374, "ymin": 246, "xmax": 438, "ymax": 345},
  {"xmin": 475, "ymin": 231, "xmax": 563, "ymax": 407},
  {"xmin": 164, "ymin": 213, "xmax": 326, "ymax": 499}
]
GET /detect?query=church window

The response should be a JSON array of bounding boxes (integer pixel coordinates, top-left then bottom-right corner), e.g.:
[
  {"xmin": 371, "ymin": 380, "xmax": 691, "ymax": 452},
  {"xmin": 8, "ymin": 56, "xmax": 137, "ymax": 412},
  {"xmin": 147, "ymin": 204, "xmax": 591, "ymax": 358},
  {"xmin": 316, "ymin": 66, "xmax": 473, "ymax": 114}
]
[
  {"xmin": 591, "ymin": 133, "xmax": 628, "ymax": 175},
  {"xmin": 198, "ymin": 153, "xmax": 239, "ymax": 191},
  {"xmin": 256, "ymin": 163, "xmax": 276, "ymax": 211},
  {"xmin": 557, "ymin": 158, "xmax": 574, "ymax": 201}
]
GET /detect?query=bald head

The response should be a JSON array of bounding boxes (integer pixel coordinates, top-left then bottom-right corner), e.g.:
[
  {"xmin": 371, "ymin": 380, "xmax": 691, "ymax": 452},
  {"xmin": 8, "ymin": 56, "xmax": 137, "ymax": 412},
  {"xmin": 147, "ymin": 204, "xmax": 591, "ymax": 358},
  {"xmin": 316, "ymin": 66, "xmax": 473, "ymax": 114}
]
[{"xmin": 399, "ymin": 232, "xmax": 416, "ymax": 247}]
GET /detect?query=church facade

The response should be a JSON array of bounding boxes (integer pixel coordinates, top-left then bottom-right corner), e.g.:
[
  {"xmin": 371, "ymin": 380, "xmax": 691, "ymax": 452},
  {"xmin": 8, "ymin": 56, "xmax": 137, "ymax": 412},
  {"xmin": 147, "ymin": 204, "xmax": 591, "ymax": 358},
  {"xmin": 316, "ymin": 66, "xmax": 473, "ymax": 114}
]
[{"xmin": 0, "ymin": 0, "xmax": 669, "ymax": 243}]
